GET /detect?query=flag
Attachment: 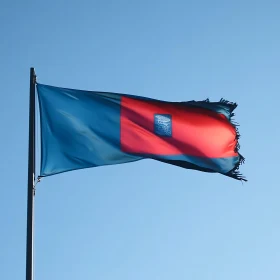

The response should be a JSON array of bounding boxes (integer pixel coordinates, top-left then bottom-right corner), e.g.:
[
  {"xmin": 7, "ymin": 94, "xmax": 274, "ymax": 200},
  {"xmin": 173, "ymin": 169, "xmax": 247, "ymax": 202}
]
[{"xmin": 37, "ymin": 84, "xmax": 245, "ymax": 181}]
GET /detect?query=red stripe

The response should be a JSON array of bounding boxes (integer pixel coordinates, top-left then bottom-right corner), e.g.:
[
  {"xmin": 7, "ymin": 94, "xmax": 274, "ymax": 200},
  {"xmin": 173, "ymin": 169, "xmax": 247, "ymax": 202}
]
[{"xmin": 120, "ymin": 97, "xmax": 238, "ymax": 158}]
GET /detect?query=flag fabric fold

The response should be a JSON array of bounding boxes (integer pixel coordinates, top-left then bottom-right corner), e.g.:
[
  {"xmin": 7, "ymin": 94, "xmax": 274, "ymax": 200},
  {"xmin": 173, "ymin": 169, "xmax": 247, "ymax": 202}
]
[{"xmin": 37, "ymin": 83, "xmax": 245, "ymax": 181}]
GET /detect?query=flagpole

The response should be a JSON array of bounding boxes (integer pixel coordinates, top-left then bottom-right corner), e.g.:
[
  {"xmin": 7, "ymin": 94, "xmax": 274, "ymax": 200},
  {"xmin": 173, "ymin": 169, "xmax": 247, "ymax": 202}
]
[{"xmin": 26, "ymin": 67, "xmax": 36, "ymax": 280}]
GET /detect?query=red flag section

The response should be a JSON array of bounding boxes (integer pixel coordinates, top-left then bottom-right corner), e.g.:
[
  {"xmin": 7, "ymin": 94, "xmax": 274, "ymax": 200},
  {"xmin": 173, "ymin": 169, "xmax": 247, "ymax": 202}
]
[{"xmin": 121, "ymin": 96, "xmax": 238, "ymax": 158}]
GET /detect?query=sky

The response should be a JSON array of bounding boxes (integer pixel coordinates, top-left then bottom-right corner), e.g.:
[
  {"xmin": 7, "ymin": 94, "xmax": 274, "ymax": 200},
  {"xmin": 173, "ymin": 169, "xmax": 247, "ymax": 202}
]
[{"xmin": 1, "ymin": 0, "xmax": 280, "ymax": 279}]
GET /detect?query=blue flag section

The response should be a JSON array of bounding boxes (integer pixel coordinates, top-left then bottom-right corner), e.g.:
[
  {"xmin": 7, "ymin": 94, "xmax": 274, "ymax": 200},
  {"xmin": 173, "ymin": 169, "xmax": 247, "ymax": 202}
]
[{"xmin": 36, "ymin": 83, "xmax": 245, "ymax": 181}]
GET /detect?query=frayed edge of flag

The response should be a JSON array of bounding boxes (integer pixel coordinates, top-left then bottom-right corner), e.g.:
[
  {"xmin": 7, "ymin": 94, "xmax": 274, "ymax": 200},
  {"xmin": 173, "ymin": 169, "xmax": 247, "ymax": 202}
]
[
  {"xmin": 226, "ymin": 155, "xmax": 247, "ymax": 182},
  {"xmin": 184, "ymin": 98, "xmax": 246, "ymax": 181},
  {"xmin": 221, "ymin": 99, "xmax": 247, "ymax": 182}
]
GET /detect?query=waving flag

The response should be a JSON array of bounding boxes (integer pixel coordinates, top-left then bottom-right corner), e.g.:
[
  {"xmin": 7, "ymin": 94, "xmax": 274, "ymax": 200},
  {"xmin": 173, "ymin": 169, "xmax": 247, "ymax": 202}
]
[{"xmin": 37, "ymin": 84, "xmax": 245, "ymax": 181}]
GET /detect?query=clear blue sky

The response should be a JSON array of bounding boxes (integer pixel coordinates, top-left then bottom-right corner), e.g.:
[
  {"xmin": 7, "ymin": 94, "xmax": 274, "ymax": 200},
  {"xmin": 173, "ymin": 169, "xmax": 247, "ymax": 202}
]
[{"xmin": 1, "ymin": 0, "xmax": 280, "ymax": 279}]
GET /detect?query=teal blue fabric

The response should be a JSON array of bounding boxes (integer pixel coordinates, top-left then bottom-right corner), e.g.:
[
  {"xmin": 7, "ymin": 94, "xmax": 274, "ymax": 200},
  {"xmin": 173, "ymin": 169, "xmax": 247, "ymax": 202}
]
[{"xmin": 37, "ymin": 84, "xmax": 141, "ymax": 177}]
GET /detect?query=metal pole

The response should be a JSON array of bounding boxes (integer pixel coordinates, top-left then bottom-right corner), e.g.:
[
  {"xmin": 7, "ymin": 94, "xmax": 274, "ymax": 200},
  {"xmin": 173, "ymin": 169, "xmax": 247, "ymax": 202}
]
[{"xmin": 26, "ymin": 67, "xmax": 36, "ymax": 280}]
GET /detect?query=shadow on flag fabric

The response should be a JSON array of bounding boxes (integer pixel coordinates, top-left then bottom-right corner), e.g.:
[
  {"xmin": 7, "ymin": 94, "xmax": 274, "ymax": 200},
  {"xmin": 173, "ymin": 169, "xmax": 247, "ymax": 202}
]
[{"xmin": 37, "ymin": 84, "xmax": 246, "ymax": 181}]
